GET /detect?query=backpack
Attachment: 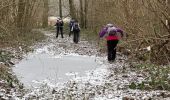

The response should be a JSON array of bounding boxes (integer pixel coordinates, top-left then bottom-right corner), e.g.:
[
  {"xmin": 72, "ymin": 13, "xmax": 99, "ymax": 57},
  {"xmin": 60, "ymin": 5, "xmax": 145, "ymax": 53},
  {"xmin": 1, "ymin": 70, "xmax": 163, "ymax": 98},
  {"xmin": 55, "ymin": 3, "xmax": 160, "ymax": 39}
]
[
  {"xmin": 59, "ymin": 20, "xmax": 63, "ymax": 26},
  {"xmin": 70, "ymin": 20, "xmax": 74, "ymax": 27},
  {"xmin": 107, "ymin": 26, "xmax": 117, "ymax": 36},
  {"xmin": 73, "ymin": 22, "xmax": 80, "ymax": 32}
]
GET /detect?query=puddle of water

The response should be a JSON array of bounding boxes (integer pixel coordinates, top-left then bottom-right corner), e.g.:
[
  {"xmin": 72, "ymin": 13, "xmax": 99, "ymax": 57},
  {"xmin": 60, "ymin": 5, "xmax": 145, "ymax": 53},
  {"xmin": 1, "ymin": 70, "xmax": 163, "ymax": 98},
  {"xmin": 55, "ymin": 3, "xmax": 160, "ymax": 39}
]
[{"xmin": 13, "ymin": 52, "xmax": 99, "ymax": 87}]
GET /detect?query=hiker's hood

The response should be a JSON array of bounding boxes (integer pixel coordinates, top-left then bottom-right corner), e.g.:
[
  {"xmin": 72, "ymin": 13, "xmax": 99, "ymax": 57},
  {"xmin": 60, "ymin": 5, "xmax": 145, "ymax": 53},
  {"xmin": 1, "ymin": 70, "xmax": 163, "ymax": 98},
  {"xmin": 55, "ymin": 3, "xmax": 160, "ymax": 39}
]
[{"xmin": 106, "ymin": 23, "xmax": 113, "ymax": 27}]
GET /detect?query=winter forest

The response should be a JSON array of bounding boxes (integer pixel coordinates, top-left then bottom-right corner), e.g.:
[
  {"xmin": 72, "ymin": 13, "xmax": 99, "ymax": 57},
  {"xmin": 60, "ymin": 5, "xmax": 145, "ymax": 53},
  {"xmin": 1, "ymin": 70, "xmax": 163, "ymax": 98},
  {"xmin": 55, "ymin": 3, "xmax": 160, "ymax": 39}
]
[{"xmin": 0, "ymin": 0, "xmax": 170, "ymax": 99}]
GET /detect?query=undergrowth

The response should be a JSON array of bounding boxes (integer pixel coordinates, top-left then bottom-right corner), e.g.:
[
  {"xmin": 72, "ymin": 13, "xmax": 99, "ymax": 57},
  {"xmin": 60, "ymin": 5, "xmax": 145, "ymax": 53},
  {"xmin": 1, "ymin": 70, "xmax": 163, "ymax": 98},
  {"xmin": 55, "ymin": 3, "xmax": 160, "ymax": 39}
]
[
  {"xmin": 129, "ymin": 63, "xmax": 170, "ymax": 91},
  {"xmin": 0, "ymin": 30, "xmax": 45, "ymax": 48}
]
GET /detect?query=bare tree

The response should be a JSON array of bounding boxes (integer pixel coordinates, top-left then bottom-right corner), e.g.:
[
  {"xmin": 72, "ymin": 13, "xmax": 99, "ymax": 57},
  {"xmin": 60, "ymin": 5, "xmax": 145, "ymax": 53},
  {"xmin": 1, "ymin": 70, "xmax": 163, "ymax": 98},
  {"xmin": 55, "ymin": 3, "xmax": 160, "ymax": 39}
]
[
  {"xmin": 84, "ymin": 0, "xmax": 88, "ymax": 29},
  {"xmin": 68, "ymin": 0, "xmax": 76, "ymax": 19},
  {"xmin": 17, "ymin": 0, "xmax": 25, "ymax": 29},
  {"xmin": 42, "ymin": 0, "xmax": 49, "ymax": 28},
  {"xmin": 0, "ymin": 0, "xmax": 44, "ymax": 34},
  {"xmin": 79, "ymin": 0, "xmax": 84, "ymax": 28},
  {"xmin": 59, "ymin": 0, "xmax": 62, "ymax": 18}
]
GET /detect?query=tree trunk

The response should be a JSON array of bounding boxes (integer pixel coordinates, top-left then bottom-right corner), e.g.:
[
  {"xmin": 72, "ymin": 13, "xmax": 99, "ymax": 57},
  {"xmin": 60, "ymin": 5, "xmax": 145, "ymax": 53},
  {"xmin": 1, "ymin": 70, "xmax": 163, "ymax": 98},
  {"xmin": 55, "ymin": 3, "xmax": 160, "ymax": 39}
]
[
  {"xmin": 84, "ymin": 0, "xmax": 88, "ymax": 29},
  {"xmin": 17, "ymin": 0, "xmax": 25, "ymax": 29},
  {"xmin": 42, "ymin": 0, "xmax": 49, "ymax": 28},
  {"xmin": 80, "ymin": 0, "xmax": 84, "ymax": 28},
  {"xmin": 69, "ymin": 0, "xmax": 76, "ymax": 19},
  {"xmin": 59, "ymin": 0, "xmax": 62, "ymax": 18},
  {"xmin": 166, "ymin": 0, "xmax": 170, "ymax": 28}
]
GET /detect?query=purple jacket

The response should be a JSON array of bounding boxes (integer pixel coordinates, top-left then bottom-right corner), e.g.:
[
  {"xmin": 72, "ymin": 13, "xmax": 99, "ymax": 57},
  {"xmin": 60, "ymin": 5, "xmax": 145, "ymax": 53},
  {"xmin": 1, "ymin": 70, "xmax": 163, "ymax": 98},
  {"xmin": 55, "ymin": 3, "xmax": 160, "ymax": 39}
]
[
  {"xmin": 99, "ymin": 27, "xmax": 108, "ymax": 37},
  {"xmin": 99, "ymin": 26, "xmax": 124, "ymax": 38}
]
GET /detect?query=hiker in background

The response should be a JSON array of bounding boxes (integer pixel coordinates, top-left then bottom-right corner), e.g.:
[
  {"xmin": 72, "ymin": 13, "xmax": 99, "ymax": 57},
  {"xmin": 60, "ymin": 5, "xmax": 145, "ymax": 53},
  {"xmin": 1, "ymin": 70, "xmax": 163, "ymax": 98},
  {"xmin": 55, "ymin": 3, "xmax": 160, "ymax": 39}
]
[
  {"xmin": 99, "ymin": 23, "xmax": 124, "ymax": 62},
  {"xmin": 71, "ymin": 20, "xmax": 80, "ymax": 43},
  {"xmin": 69, "ymin": 18, "xmax": 75, "ymax": 37},
  {"xmin": 55, "ymin": 18, "xmax": 64, "ymax": 38}
]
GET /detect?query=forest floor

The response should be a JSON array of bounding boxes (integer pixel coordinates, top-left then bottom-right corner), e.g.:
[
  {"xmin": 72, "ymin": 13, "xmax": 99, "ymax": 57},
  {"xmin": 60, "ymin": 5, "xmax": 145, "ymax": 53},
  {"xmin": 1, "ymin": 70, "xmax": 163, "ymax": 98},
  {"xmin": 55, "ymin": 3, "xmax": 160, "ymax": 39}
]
[{"xmin": 1, "ymin": 29, "xmax": 170, "ymax": 100}]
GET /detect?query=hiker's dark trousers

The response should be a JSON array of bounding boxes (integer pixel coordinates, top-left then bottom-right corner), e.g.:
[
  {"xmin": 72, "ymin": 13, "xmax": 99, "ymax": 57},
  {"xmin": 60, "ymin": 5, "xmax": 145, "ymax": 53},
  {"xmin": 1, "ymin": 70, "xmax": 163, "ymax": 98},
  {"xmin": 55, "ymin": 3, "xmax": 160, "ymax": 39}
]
[
  {"xmin": 56, "ymin": 27, "xmax": 64, "ymax": 38},
  {"xmin": 73, "ymin": 31, "xmax": 79, "ymax": 43},
  {"xmin": 107, "ymin": 40, "xmax": 119, "ymax": 61}
]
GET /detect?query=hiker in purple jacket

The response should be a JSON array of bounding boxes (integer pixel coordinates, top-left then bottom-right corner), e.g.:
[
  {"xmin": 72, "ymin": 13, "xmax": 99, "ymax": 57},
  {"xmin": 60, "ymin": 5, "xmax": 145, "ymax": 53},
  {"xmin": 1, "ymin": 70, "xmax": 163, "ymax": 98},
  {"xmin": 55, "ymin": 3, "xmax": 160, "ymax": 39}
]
[{"xmin": 99, "ymin": 23, "xmax": 124, "ymax": 62}]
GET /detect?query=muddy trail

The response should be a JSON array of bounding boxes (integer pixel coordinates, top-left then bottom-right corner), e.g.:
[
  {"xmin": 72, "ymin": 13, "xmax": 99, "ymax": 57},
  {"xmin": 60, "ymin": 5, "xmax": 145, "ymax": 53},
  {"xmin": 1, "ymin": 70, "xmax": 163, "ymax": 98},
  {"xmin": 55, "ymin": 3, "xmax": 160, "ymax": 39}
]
[{"xmin": 1, "ymin": 30, "xmax": 170, "ymax": 100}]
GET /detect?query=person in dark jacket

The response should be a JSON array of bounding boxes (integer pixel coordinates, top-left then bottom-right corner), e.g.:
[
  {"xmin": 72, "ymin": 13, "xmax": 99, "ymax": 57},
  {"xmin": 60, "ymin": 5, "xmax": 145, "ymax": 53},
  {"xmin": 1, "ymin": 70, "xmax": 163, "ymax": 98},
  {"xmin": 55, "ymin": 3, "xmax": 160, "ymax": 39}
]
[
  {"xmin": 69, "ymin": 18, "xmax": 75, "ymax": 37},
  {"xmin": 71, "ymin": 20, "xmax": 80, "ymax": 43},
  {"xmin": 55, "ymin": 18, "xmax": 64, "ymax": 38}
]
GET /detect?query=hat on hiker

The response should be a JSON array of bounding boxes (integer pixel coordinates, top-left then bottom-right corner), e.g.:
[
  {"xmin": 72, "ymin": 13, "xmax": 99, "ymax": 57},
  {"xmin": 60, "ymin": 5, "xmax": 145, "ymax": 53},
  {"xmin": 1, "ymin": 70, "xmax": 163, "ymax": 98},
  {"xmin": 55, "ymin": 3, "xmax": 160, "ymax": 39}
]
[
  {"xmin": 106, "ymin": 23, "xmax": 113, "ymax": 27},
  {"xmin": 57, "ymin": 17, "xmax": 61, "ymax": 20}
]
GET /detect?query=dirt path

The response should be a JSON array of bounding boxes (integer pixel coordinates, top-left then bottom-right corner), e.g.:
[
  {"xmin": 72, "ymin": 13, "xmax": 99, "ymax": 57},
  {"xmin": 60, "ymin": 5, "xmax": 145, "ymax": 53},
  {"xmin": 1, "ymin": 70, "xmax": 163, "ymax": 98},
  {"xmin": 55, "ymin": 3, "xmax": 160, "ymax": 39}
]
[
  {"xmin": 19, "ymin": 31, "xmax": 170, "ymax": 100},
  {"xmin": 1, "ymin": 30, "xmax": 170, "ymax": 100}
]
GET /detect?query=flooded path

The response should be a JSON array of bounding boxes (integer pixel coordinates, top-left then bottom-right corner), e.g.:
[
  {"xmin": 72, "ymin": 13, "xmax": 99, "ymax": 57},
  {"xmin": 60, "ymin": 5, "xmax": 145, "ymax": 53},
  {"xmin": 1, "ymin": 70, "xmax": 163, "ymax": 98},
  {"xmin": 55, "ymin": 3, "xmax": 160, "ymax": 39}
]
[
  {"xmin": 13, "ymin": 51, "xmax": 99, "ymax": 87},
  {"xmin": 13, "ymin": 31, "xmax": 101, "ymax": 87}
]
